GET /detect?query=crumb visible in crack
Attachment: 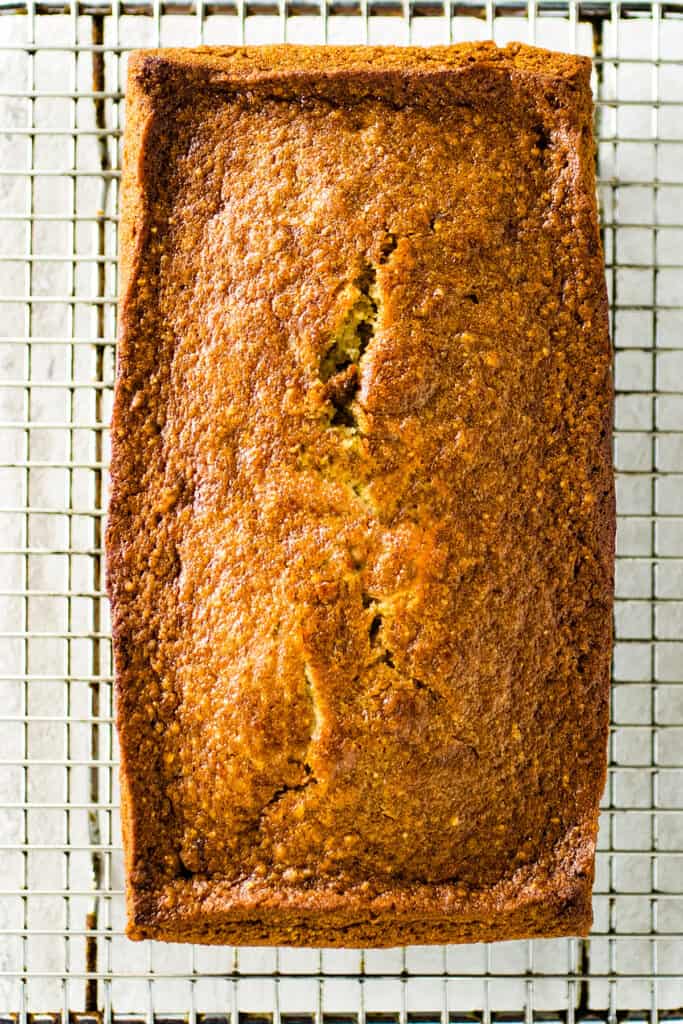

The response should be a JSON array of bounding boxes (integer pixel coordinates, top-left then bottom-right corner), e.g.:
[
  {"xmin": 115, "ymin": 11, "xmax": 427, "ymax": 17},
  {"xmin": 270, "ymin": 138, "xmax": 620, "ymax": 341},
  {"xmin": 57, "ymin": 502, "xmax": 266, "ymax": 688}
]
[
  {"xmin": 319, "ymin": 273, "xmax": 376, "ymax": 383},
  {"xmin": 533, "ymin": 124, "xmax": 551, "ymax": 152},
  {"xmin": 257, "ymin": 671, "xmax": 321, "ymax": 825},
  {"xmin": 349, "ymin": 547, "xmax": 365, "ymax": 571},
  {"xmin": 178, "ymin": 859, "xmax": 193, "ymax": 879},
  {"xmin": 369, "ymin": 614, "xmax": 382, "ymax": 644},
  {"xmin": 378, "ymin": 232, "xmax": 397, "ymax": 264},
  {"xmin": 330, "ymin": 405, "xmax": 357, "ymax": 428},
  {"xmin": 365, "ymin": 601, "xmax": 396, "ymax": 669},
  {"xmin": 299, "ymin": 261, "xmax": 384, "ymax": 513},
  {"xmin": 319, "ymin": 260, "xmax": 379, "ymax": 428},
  {"xmin": 351, "ymin": 481, "xmax": 373, "ymax": 508}
]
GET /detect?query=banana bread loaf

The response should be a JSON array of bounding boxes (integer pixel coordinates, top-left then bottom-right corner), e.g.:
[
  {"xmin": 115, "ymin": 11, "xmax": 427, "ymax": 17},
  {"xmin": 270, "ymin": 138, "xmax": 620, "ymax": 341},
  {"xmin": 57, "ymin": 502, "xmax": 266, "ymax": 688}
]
[{"xmin": 107, "ymin": 42, "xmax": 614, "ymax": 946}]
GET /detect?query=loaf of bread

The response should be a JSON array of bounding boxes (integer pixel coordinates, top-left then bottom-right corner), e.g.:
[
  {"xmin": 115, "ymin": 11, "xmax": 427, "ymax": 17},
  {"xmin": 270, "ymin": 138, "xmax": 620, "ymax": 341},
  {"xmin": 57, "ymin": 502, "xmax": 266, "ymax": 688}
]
[{"xmin": 107, "ymin": 42, "xmax": 614, "ymax": 946}]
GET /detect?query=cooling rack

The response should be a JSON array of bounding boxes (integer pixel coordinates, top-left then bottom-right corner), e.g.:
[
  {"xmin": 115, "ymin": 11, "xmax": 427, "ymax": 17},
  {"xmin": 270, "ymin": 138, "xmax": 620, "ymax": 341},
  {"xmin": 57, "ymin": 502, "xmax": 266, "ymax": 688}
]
[{"xmin": 0, "ymin": 1, "xmax": 682, "ymax": 1021}]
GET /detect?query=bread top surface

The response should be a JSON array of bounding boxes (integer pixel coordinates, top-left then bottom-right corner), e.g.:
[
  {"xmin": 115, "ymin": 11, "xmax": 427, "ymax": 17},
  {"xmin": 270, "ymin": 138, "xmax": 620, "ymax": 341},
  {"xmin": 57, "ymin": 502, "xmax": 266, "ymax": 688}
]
[{"xmin": 109, "ymin": 43, "xmax": 613, "ymax": 909}]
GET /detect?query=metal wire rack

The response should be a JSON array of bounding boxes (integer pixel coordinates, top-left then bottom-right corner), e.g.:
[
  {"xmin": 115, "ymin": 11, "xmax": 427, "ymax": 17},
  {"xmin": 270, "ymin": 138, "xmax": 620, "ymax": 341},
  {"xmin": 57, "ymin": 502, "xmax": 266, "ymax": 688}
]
[{"xmin": 0, "ymin": 0, "xmax": 682, "ymax": 1020}]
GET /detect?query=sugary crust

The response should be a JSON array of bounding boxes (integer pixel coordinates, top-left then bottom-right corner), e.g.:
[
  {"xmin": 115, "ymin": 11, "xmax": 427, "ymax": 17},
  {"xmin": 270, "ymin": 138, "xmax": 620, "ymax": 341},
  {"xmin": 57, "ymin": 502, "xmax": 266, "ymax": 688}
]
[{"xmin": 108, "ymin": 42, "xmax": 613, "ymax": 946}]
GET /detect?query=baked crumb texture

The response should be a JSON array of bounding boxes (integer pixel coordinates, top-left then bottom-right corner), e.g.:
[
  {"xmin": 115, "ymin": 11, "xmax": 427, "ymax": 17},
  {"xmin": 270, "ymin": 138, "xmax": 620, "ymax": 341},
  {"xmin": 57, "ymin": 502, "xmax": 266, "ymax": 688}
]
[{"xmin": 108, "ymin": 42, "xmax": 614, "ymax": 947}]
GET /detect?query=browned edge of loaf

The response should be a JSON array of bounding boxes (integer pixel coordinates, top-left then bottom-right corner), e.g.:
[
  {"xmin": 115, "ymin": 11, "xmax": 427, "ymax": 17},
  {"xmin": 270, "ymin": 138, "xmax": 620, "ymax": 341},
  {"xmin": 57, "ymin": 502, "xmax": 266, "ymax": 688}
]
[{"xmin": 109, "ymin": 41, "xmax": 614, "ymax": 947}]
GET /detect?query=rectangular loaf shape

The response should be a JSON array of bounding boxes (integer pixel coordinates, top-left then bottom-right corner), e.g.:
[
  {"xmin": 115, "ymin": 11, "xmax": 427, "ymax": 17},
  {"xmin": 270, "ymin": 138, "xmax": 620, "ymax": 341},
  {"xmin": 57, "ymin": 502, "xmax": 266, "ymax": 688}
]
[{"xmin": 107, "ymin": 42, "xmax": 614, "ymax": 946}]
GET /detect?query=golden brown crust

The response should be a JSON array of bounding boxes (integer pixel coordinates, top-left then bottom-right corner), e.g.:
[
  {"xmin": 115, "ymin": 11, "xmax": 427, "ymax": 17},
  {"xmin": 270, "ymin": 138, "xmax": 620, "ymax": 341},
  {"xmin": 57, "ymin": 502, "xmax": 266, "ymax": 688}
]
[{"xmin": 108, "ymin": 42, "xmax": 613, "ymax": 946}]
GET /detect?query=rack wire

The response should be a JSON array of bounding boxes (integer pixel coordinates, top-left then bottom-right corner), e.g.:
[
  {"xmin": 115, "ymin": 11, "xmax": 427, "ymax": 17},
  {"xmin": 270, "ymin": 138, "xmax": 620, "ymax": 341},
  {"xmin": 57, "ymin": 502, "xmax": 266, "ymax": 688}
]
[{"xmin": 0, "ymin": 0, "xmax": 682, "ymax": 1020}]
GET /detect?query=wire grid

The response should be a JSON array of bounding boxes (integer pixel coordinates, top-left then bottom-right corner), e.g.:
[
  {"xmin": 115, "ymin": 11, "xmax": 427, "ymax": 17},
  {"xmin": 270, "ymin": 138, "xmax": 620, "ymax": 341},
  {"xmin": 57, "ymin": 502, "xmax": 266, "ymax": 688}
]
[{"xmin": 0, "ymin": 1, "xmax": 682, "ymax": 1020}]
